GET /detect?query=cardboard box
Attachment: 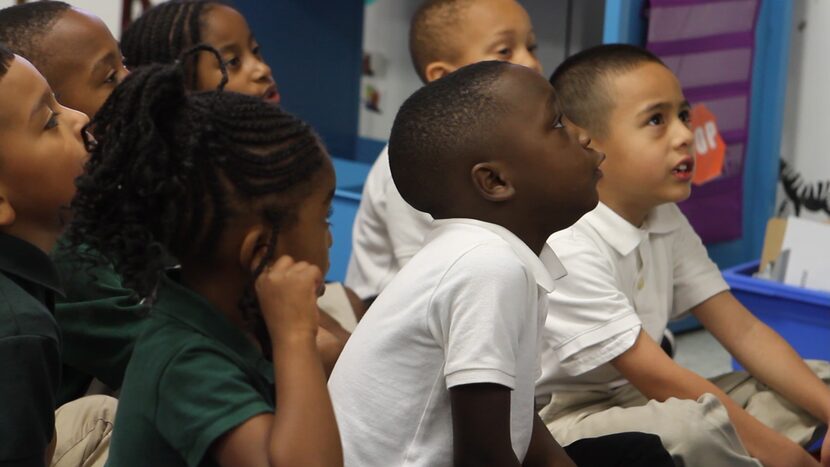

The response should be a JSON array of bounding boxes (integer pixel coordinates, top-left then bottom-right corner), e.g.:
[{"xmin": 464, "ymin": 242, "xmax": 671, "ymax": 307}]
[{"xmin": 758, "ymin": 217, "xmax": 830, "ymax": 293}]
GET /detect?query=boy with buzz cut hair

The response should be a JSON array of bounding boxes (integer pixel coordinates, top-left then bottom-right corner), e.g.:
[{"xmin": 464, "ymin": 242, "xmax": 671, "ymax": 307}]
[
  {"xmin": 330, "ymin": 60, "xmax": 675, "ymax": 467},
  {"xmin": 0, "ymin": 1, "xmax": 138, "ymax": 405},
  {"xmin": 0, "ymin": 42, "xmax": 112, "ymax": 467},
  {"xmin": 346, "ymin": 0, "xmax": 542, "ymax": 305},
  {"xmin": 537, "ymin": 43, "xmax": 830, "ymax": 467}
]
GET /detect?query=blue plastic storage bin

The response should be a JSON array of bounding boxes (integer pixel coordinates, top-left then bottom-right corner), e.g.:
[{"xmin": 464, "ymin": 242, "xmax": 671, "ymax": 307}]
[{"xmin": 722, "ymin": 260, "xmax": 830, "ymax": 368}]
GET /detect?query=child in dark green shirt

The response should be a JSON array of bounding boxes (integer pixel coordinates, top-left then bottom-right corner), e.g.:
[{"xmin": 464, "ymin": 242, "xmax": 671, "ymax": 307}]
[
  {"xmin": 65, "ymin": 50, "xmax": 341, "ymax": 466},
  {"xmin": 0, "ymin": 42, "xmax": 89, "ymax": 466}
]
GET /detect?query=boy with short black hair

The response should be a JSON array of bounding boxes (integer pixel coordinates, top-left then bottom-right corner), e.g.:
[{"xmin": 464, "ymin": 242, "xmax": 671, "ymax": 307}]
[
  {"xmin": 0, "ymin": 1, "xmax": 128, "ymax": 119},
  {"xmin": 330, "ymin": 60, "xmax": 674, "ymax": 467},
  {"xmin": 0, "ymin": 42, "xmax": 103, "ymax": 467},
  {"xmin": 537, "ymin": 43, "xmax": 830, "ymax": 467},
  {"xmin": 346, "ymin": 0, "xmax": 541, "ymax": 305}
]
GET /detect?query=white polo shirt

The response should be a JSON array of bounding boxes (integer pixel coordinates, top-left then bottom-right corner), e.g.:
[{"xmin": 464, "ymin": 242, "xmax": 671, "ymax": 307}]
[
  {"xmin": 344, "ymin": 145, "xmax": 433, "ymax": 299},
  {"xmin": 330, "ymin": 218, "xmax": 566, "ymax": 467},
  {"xmin": 536, "ymin": 202, "xmax": 728, "ymax": 396}
]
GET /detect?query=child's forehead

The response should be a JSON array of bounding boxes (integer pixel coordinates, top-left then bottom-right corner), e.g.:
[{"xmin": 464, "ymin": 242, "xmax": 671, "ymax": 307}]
[
  {"xmin": 606, "ymin": 63, "xmax": 685, "ymax": 114},
  {"xmin": 200, "ymin": 5, "xmax": 252, "ymax": 45},
  {"xmin": 0, "ymin": 57, "xmax": 48, "ymax": 126},
  {"xmin": 41, "ymin": 8, "xmax": 118, "ymax": 62}
]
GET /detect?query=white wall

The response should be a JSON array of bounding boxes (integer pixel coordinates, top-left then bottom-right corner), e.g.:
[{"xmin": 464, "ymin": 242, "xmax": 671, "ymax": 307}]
[
  {"xmin": 778, "ymin": 0, "xmax": 830, "ymax": 220},
  {"xmin": 358, "ymin": 0, "xmax": 604, "ymax": 141}
]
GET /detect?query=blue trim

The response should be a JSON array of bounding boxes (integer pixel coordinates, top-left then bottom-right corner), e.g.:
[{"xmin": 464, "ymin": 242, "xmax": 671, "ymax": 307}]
[
  {"xmin": 706, "ymin": 0, "xmax": 794, "ymax": 268},
  {"xmin": 603, "ymin": 0, "xmax": 647, "ymax": 44}
]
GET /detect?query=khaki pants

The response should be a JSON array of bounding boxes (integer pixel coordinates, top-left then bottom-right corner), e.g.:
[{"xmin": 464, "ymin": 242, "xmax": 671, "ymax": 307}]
[
  {"xmin": 52, "ymin": 395, "xmax": 117, "ymax": 467},
  {"xmin": 540, "ymin": 360, "xmax": 830, "ymax": 467}
]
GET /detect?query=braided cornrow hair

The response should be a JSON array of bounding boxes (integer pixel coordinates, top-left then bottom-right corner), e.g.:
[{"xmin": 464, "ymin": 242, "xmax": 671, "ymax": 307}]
[
  {"xmin": 121, "ymin": 0, "xmax": 221, "ymax": 87},
  {"xmin": 65, "ymin": 46, "xmax": 326, "ymax": 349}
]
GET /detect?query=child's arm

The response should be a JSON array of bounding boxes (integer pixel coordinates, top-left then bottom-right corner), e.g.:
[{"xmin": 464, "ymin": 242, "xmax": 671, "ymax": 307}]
[
  {"xmin": 612, "ymin": 328, "xmax": 819, "ymax": 467},
  {"xmin": 449, "ymin": 383, "xmax": 523, "ymax": 467},
  {"xmin": 522, "ymin": 413, "xmax": 577, "ymax": 467},
  {"xmin": 693, "ymin": 291, "xmax": 830, "ymax": 465},
  {"xmin": 211, "ymin": 256, "xmax": 342, "ymax": 467}
]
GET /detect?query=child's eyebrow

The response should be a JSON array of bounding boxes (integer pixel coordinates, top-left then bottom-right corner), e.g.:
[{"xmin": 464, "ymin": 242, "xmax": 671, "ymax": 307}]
[
  {"xmin": 217, "ymin": 42, "xmax": 242, "ymax": 55},
  {"xmin": 29, "ymin": 90, "xmax": 50, "ymax": 123},
  {"xmin": 638, "ymin": 100, "xmax": 691, "ymax": 116},
  {"xmin": 92, "ymin": 51, "xmax": 118, "ymax": 74}
]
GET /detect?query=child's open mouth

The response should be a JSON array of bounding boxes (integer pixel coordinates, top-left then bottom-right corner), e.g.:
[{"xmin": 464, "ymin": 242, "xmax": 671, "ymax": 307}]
[
  {"xmin": 672, "ymin": 158, "xmax": 694, "ymax": 180},
  {"xmin": 263, "ymin": 86, "xmax": 281, "ymax": 104}
]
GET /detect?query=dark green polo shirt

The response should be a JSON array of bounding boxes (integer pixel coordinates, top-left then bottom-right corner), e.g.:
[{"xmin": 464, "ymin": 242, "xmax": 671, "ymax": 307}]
[
  {"xmin": 51, "ymin": 241, "xmax": 147, "ymax": 405},
  {"xmin": 0, "ymin": 233, "xmax": 62, "ymax": 467},
  {"xmin": 106, "ymin": 274, "xmax": 275, "ymax": 467}
]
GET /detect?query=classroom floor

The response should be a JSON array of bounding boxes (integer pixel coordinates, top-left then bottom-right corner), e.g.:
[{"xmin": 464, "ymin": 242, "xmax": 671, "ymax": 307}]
[{"xmin": 674, "ymin": 328, "xmax": 733, "ymax": 377}]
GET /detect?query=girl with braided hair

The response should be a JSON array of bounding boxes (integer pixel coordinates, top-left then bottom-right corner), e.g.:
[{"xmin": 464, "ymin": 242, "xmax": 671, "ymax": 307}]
[
  {"xmin": 65, "ymin": 50, "xmax": 341, "ymax": 466},
  {"xmin": 121, "ymin": 0, "xmax": 279, "ymax": 101}
]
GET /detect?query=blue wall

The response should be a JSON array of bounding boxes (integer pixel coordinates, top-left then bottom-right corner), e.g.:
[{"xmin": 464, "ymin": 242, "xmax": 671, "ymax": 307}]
[{"xmin": 234, "ymin": 0, "xmax": 364, "ymax": 160}]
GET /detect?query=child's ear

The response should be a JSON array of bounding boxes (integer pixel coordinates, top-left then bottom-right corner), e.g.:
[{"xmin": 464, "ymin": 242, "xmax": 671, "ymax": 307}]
[
  {"xmin": 238, "ymin": 225, "xmax": 269, "ymax": 273},
  {"xmin": 0, "ymin": 192, "xmax": 16, "ymax": 227},
  {"xmin": 424, "ymin": 61, "xmax": 457, "ymax": 82},
  {"xmin": 471, "ymin": 162, "xmax": 515, "ymax": 202}
]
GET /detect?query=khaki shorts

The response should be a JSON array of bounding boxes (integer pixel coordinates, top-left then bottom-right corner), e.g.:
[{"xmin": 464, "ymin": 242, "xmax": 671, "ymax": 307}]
[{"xmin": 540, "ymin": 360, "xmax": 830, "ymax": 467}]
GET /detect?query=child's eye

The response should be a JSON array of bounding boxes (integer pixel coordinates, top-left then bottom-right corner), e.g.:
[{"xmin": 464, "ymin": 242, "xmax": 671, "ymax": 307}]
[
  {"xmin": 104, "ymin": 70, "xmax": 118, "ymax": 84},
  {"xmin": 326, "ymin": 206, "xmax": 334, "ymax": 226},
  {"xmin": 252, "ymin": 45, "xmax": 262, "ymax": 57},
  {"xmin": 679, "ymin": 109, "xmax": 691, "ymax": 126},
  {"xmin": 45, "ymin": 110, "xmax": 59, "ymax": 130},
  {"xmin": 647, "ymin": 114, "xmax": 665, "ymax": 126},
  {"xmin": 527, "ymin": 43, "xmax": 539, "ymax": 54},
  {"xmin": 497, "ymin": 47, "xmax": 512, "ymax": 57},
  {"xmin": 552, "ymin": 114, "xmax": 565, "ymax": 129},
  {"xmin": 224, "ymin": 56, "xmax": 241, "ymax": 68}
]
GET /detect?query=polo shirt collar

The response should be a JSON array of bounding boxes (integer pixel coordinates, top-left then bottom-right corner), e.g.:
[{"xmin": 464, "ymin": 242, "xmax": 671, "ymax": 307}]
[
  {"xmin": 432, "ymin": 218, "xmax": 565, "ymax": 293},
  {"xmin": 0, "ymin": 232, "xmax": 62, "ymax": 295},
  {"xmin": 154, "ymin": 273, "xmax": 271, "ymax": 376},
  {"xmin": 582, "ymin": 202, "xmax": 683, "ymax": 256}
]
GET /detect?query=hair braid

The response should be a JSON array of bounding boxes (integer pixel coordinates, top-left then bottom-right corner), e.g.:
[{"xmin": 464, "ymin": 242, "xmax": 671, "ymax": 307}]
[{"xmin": 66, "ymin": 47, "xmax": 327, "ymax": 330}]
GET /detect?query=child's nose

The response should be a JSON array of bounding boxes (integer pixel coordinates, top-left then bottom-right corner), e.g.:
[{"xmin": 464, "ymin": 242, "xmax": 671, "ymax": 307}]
[
  {"xmin": 675, "ymin": 120, "xmax": 694, "ymax": 149},
  {"xmin": 254, "ymin": 59, "xmax": 273, "ymax": 82}
]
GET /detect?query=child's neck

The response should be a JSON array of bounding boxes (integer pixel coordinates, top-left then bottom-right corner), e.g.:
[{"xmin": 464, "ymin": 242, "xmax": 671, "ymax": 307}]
[
  {"xmin": 180, "ymin": 265, "xmax": 248, "ymax": 331},
  {"xmin": 0, "ymin": 224, "xmax": 59, "ymax": 255},
  {"xmin": 599, "ymin": 194, "xmax": 655, "ymax": 228}
]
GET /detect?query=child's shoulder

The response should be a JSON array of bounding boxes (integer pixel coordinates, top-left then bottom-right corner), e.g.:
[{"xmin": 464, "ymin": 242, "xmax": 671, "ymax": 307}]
[{"xmin": 0, "ymin": 271, "xmax": 59, "ymax": 341}]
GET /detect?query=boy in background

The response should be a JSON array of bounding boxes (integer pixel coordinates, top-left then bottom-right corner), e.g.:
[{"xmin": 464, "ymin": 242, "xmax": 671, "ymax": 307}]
[
  {"xmin": 346, "ymin": 0, "xmax": 541, "ymax": 306},
  {"xmin": 537, "ymin": 44, "xmax": 830, "ymax": 467}
]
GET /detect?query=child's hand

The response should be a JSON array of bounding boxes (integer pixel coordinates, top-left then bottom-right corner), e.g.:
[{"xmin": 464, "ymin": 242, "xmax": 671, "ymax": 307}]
[
  {"xmin": 821, "ymin": 432, "xmax": 830, "ymax": 467},
  {"xmin": 254, "ymin": 255, "xmax": 322, "ymax": 344}
]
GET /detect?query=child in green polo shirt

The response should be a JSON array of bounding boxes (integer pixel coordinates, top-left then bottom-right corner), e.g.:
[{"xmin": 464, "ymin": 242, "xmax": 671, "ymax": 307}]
[
  {"xmin": 0, "ymin": 42, "xmax": 92, "ymax": 466},
  {"xmin": 63, "ymin": 50, "xmax": 341, "ymax": 466}
]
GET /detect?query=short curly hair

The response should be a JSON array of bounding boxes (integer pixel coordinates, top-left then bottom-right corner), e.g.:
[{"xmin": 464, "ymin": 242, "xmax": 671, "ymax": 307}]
[{"xmin": 0, "ymin": 1, "xmax": 71, "ymax": 72}]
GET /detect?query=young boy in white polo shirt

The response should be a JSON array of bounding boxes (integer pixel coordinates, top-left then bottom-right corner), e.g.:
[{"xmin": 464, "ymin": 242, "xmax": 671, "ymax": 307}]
[
  {"xmin": 345, "ymin": 0, "xmax": 542, "ymax": 305},
  {"xmin": 536, "ymin": 44, "xmax": 830, "ymax": 467},
  {"xmin": 329, "ymin": 61, "xmax": 675, "ymax": 466}
]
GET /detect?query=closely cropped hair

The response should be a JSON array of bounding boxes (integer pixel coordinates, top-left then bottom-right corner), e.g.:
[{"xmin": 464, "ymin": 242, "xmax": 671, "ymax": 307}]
[
  {"xmin": 550, "ymin": 44, "xmax": 664, "ymax": 137},
  {"xmin": 121, "ymin": 0, "xmax": 221, "ymax": 86},
  {"xmin": 409, "ymin": 0, "xmax": 472, "ymax": 82},
  {"xmin": 389, "ymin": 60, "xmax": 509, "ymax": 217},
  {"xmin": 0, "ymin": 42, "xmax": 13, "ymax": 80},
  {"xmin": 66, "ymin": 47, "xmax": 326, "ymax": 308},
  {"xmin": 0, "ymin": 1, "xmax": 70, "ymax": 70}
]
